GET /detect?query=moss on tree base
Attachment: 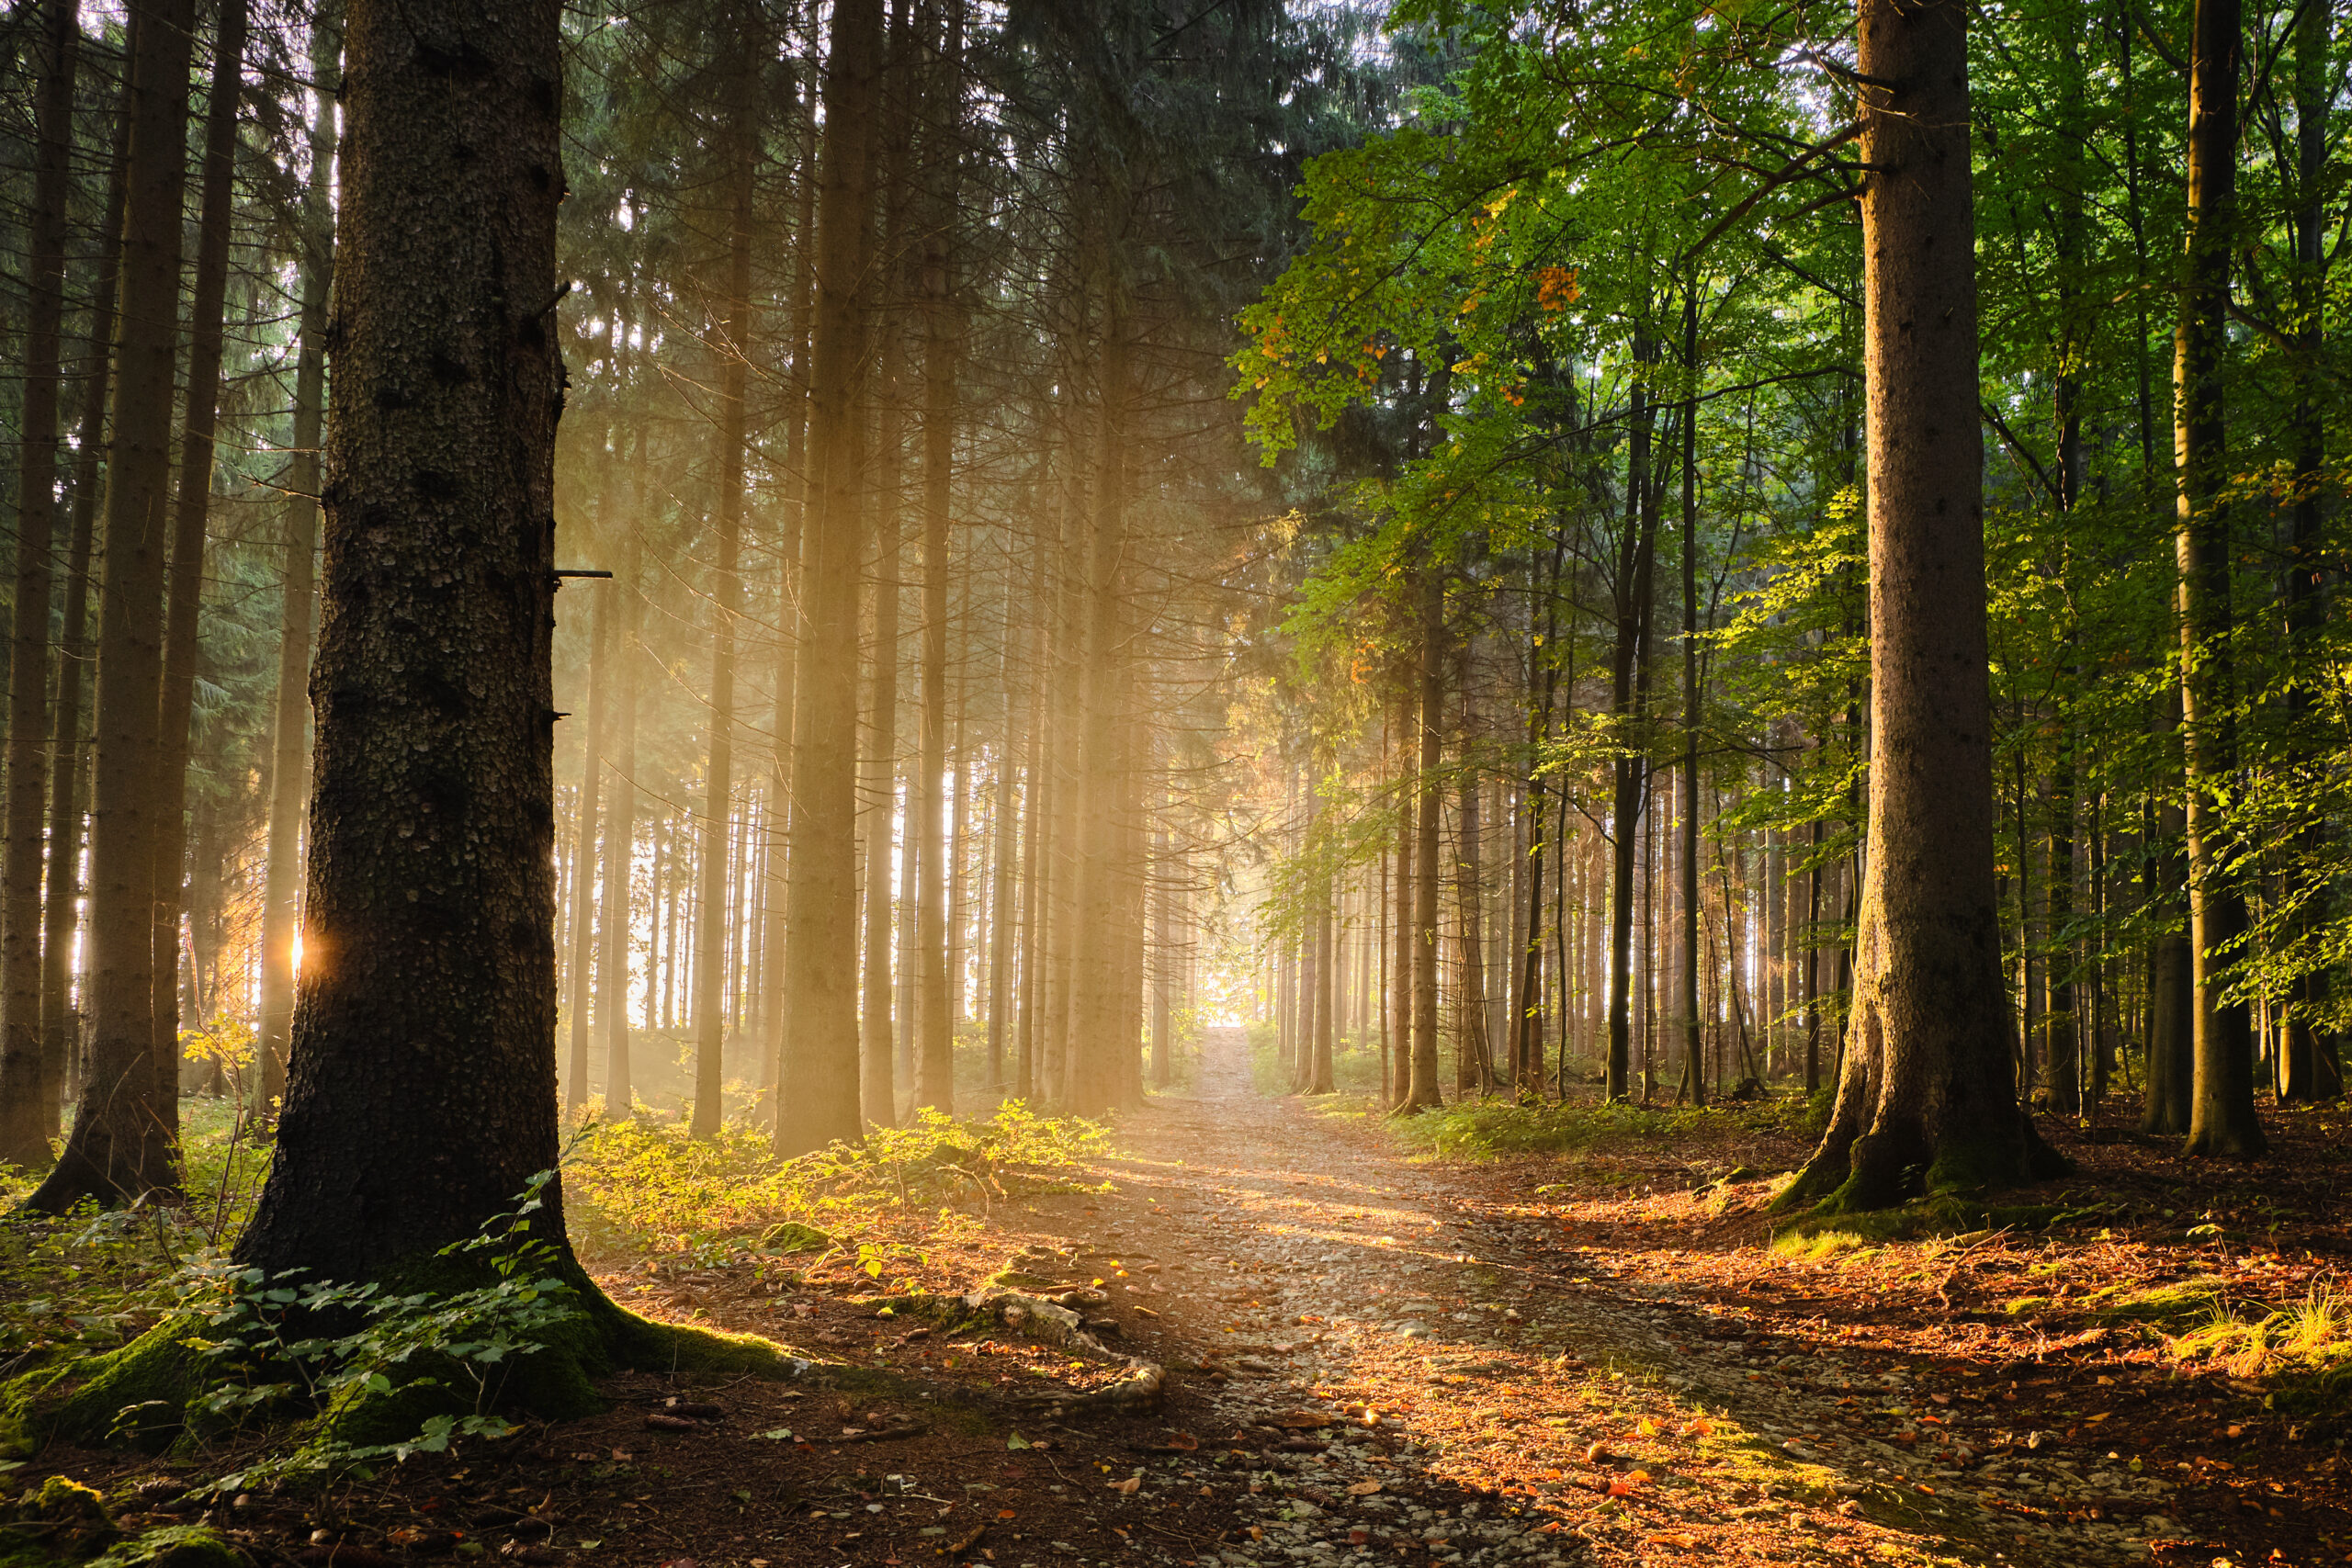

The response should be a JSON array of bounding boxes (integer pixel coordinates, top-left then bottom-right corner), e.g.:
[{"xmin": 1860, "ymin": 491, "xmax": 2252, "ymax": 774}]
[{"xmin": 0, "ymin": 1256, "xmax": 802, "ymax": 1461}]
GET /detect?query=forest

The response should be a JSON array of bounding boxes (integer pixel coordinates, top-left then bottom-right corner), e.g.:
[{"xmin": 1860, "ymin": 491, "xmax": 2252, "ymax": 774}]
[{"xmin": 0, "ymin": 0, "xmax": 2348, "ymax": 1561}]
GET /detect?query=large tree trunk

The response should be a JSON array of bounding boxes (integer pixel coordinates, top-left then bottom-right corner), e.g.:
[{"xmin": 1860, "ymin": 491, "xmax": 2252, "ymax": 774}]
[
  {"xmin": 602, "ymin": 511, "xmax": 642, "ymax": 1117},
  {"xmin": 776, "ymin": 0, "xmax": 885, "ymax": 1157},
  {"xmin": 256, "ymin": 0, "xmax": 339, "ymax": 1110},
  {"xmin": 690, "ymin": 58, "xmax": 756, "ymax": 1141},
  {"xmin": 235, "ymin": 0, "xmax": 576, "ymax": 1274},
  {"xmin": 24, "ymin": 0, "xmax": 198, "ymax": 1213},
  {"xmin": 151, "ymin": 0, "xmax": 251, "ymax": 1126},
  {"xmin": 1780, "ymin": 0, "xmax": 2043, "ymax": 1213},
  {"xmin": 0, "ymin": 0, "xmax": 80, "ymax": 1168},
  {"xmin": 2175, "ymin": 0, "xmax": 2263, "ymax": 1159}
]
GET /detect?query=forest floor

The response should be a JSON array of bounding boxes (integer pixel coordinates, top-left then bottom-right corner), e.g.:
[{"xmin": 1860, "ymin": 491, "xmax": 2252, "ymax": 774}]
[{"xmin": 14, "ymin": 1030, "xmax": 2352, "ymax": 1568}]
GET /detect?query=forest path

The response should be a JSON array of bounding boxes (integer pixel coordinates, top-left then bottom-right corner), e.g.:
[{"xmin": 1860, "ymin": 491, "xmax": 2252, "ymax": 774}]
[{"xmin": 1074, "ymin": 1027, "xmax": 2121, "ymax": 1568}]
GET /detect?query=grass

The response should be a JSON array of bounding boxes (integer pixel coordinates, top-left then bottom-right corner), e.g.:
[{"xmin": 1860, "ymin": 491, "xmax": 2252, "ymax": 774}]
[
  {"xmin": 1388, "ymin": 1095, "xmax": 1805, "ymax": 1161},
  {"xmin": 562, "ymin": 1100, "xmax": 1108, "ymax": 1265}
]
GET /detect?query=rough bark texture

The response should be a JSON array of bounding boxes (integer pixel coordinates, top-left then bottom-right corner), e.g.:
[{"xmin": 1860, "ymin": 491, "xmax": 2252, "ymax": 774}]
[
  {"xmin": 235, "ymin": 0, "xmax": 574, "ymax": 1275},
  {"xmin": 1604, "ymin": 353, "xmax": 1657, "ymax": 1104},
  {"xmin": 1780, "ymin": 0, "xmax": 2042, "ymax": 1213},
  {"xmin": 2175, "ymin": 0, "xmax": 2264, "ymax": 1159},
  {"xmin": 257, "ymin": 3, "xmax": 340, "ymax": 1109},
  {"xmin": 24, "ymin": 0, "xmax": 198, "ymax": 1213},
  {"xmin": 777, "ymin": 0, "xmax": 884, "ymax": 1157},
  {"xmin": 0, "ymin": 0, "xmax": 78, "ymax": 1168}
]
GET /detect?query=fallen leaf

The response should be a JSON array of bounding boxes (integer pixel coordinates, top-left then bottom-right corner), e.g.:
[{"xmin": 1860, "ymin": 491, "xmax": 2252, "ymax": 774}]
[
  {"xmin": 1110, "ymin": 1477, "xmax": 1140, "ymax": 1495},
  {"xmin": 1274, "ymin": 1411, "xmax": 1331, "ymax": 1429},
  {"xmin": 1636, "ymin": 1417, "xmax": 1662, "ymax": 1438},
  {"xmin": 1162, "ymin": 1432, "xmax": 1199, "ymax": 1450},
  {"xmin": 995, "ymin": 1510, "xmax": 1015, "ymax": 1519},
  {"xmin": 1006, "ymin": 1433, "xmax": 1032, "ymax": 1450},
  {"xmin": 1648, "ymin": 1536, "xmax": 1698, "ymax": 1550},
  {"xmin": 1346, "ymin": 1481, "xmax": 1383, "ymax": 1496},
  {"xmin": 1678, "ymin": 1418, "xmax": 1714, "ymax": 1438}
]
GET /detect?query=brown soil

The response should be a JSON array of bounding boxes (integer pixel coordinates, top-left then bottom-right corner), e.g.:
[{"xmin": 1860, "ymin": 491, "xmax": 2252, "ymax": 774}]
[{"xmin": 29, "ymin": 1029, "xmax": 2349, "ymax": 1568}]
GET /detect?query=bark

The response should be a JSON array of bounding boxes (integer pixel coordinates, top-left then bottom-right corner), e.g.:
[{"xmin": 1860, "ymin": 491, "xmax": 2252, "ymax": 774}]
[
  {"xmin": 1401, "ymin": 563, "xmax": 1444, "ymax": 1111},
  {"xmin": 777, "ymin": 0, "xmax": 884, "ymax": 1157},
  {"xmin": 603, "ymin": 518, "xmax": 642, "ymax": 1116},
  {"xmin": 759, "ymin": 74, "xmax": 816, "ymax": 1123},
  {"xmin": 38, "ymin": 95, "xmax": 131, "ymax": 1145},
  {"xmin": 257, "ymin": 2, "xmax": 339, "ymax": 1110},
  {"xmin": 984, "ymin": 556, "xmax": 1022, "ymax": 1093},
  {"xmin": 23, "ymin": 0, "xmax": 198, "ymax": 1213},
  {"xmin": 234, "ymin": 0, "xmax": 578, "ymax": 1274},
  {"xmin": 151, "ymin": 0, "xmax": 250, "ymax": 1125},
  {"xmin": 561, "ymin": 581, "xmax": 610, "ymax": 1114},
  {"xmin": 1455, "ymin": 768, "xmax": 1487, "ymax": 1093},
  {"xmin": 689, "ymin": 52, "xmax": 756, "ymax": 1139},
  {"xmin": 1061, "ymin": 290, "xmax": 1132, "ymax": 1117},
  {"xmin": 911, "ymin": 0, "xmax": 961, "ymax": 1114},
  {"xmin": 1606, "ymin": 340, "xmax": 1659, "ymax": 1103},
  {"xmin": 2278, "ymin": 0, "xmax": 2337, "ymax": 1107},
  {"xmin": 1781, "ymin": 0, "xmax": 2043, "ymax": 1212},
  {"xmin": 2175, "ymin": 0, "xmax": 2264, "ymax": 1159},
  {"xmin": 0, "ymin": 0, "xmax": 80, "ymax": 1167},
  {"xmin": 861, "ymin": 500, "xmax": 902, "ymax": 1127},
  {"xmin": 1390, "ymin": 682, "xmax": 1413, "ymax": 1106},
  {"xmin": 1678, "ymin": 288, "xmax": 1705, "ymax": 1108}
]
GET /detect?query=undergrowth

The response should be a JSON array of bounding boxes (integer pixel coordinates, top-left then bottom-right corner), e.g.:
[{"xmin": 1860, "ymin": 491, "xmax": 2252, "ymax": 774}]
[
  {"xmin": 1389, "ymin": 1095, "xmax": 1807, "ymax": 1160},
  {"xmin": 563, "ymin": 1101, "xmax": 1108, "ymax": 1266}
]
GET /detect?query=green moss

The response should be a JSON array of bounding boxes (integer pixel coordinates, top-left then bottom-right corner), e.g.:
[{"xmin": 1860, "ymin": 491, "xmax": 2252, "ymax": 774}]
[
  {"xmin": 2093, "ymin": 1278, "xmax": 2229, "ymax": 1326},
  {"xmin": 4, "ymin": 1245, "xmax": 805, "ymax": 1462},
  {"xmin": 755, "ymin": 1223, "xmax": 835, "ymax": 1255},
  {"xmin": 92, "ymin": 1528, "xmax": 241, "ymax": 1568}
]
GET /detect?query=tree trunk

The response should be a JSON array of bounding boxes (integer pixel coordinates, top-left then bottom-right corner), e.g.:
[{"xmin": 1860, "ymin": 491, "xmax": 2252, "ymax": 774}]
[
  {"xmin": 603, "ymin": 513, "xmax": 642, "ymax": 1116},
  {"xmin": 562, "ymin": 580, "xmax": 610, "ymax": 1114},
  {"xmin": 777, "ymin": 0, "xmax": 884, "ymax": 1157},
  {"xmin": 0, "ymin": 0, "xmax": 80, "ymax": 1168},
  {"xmin": 1780, "ymin": 0, "xmax": 2044, "ymax": 1213},
  {"xmin": 256, "ymin": 0, "xmax": 339, "ymax": 1111},
  {"xmin": 150, "ymin": 0, "xmax": 250, "ymax": 1129},
  {"xmin": 24, "ymin": 0, "xmax": 198, "ymax": 1213},
  {"xmin": 2175, "ymin": 0, "xmax": 2264, "ymax": 1159},
  {"xmin": 911, "ymin": 2, "xmax": 961, "ymax": 1113},
  {"xmin": 861, "ymin": 498, "xmax": 902, "ymax": 1127},
  {"xmin": 1606, "ymin": 340, "xmax": 1658, "ymax": 1103},
  {"xmin": 234, "ymin": 0, "xmax": 581, "ymax": 1276},
  {"xmin": 690, "ymin": 56, "xmax": 756, "ymax": 1139},
  {"xmin": 1678, "ymin": 288, "xmax": 1705, "ymax": 1108},
  {"xmin": 1401, "ymin": 563, "xmax": 1444, "ymax": 1111},
  {"xmin": 38, "ymin": 94, "xmax": 132, "ymax": 1145},
  {"xmin": 1062, "ymin": 288, "xmax": 1132, "ymax": 1117}
]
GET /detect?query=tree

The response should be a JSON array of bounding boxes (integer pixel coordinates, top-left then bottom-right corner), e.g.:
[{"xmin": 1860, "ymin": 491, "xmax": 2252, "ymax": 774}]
[
  {"xmin": 0, "ymin": 0, "xmax": 80, "ymax": 1168},
  {"xmin": 777, "ymin": 0, "xmax": 886, "ymax": 1158},
  {"xmin": 24, "ymin": 0, "xmax": 200, "ymax": 1213},
  {"xmin": 1780, "ymin": 0, "xmax": 2049, "ymax": 1212}
]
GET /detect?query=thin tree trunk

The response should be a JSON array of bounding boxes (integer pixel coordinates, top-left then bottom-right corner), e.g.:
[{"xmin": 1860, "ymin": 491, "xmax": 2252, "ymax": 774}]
[
  {"xmin": 690, "ymin": 53, "xmax": 757, "ymax": 1138},
  {"xmin": 1403, "ymin": 563, "xmax": 1444, "ymax": 1111},
  {"xmin": 150, "ymin": 0, "xmax": 250, "ymax": 1130},
  {"xmin": 256, "ymin": 1, "xmax": 338, "ymax": 1111},
  {"xmin": 25, "ymin": 0, "xmax": 199, "ymax": 1213},
  {"xmin": 0, "ymin": 0, "xmax": 81, "ymax": 1166}
]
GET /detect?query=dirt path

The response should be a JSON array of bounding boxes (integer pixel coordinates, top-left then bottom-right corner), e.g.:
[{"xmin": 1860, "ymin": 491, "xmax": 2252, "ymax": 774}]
[{"xmin": 1065, "ymin": 1025, "xmax": 2182, "ymax": 1568}]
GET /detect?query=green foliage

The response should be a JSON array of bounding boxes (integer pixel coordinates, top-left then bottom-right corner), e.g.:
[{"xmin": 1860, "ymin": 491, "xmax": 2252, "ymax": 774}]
[
  {"xmin": 1389, "ymin": 1096, "xmax": 1802, "ymax": 1161},
  {"xmin": 169, "ymin": 1171, "xmax": 578, "ymax": 1480},
  {"xmin": 563, "ymin": 1104, "xmax": 1107, "ymax": 1264}
]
